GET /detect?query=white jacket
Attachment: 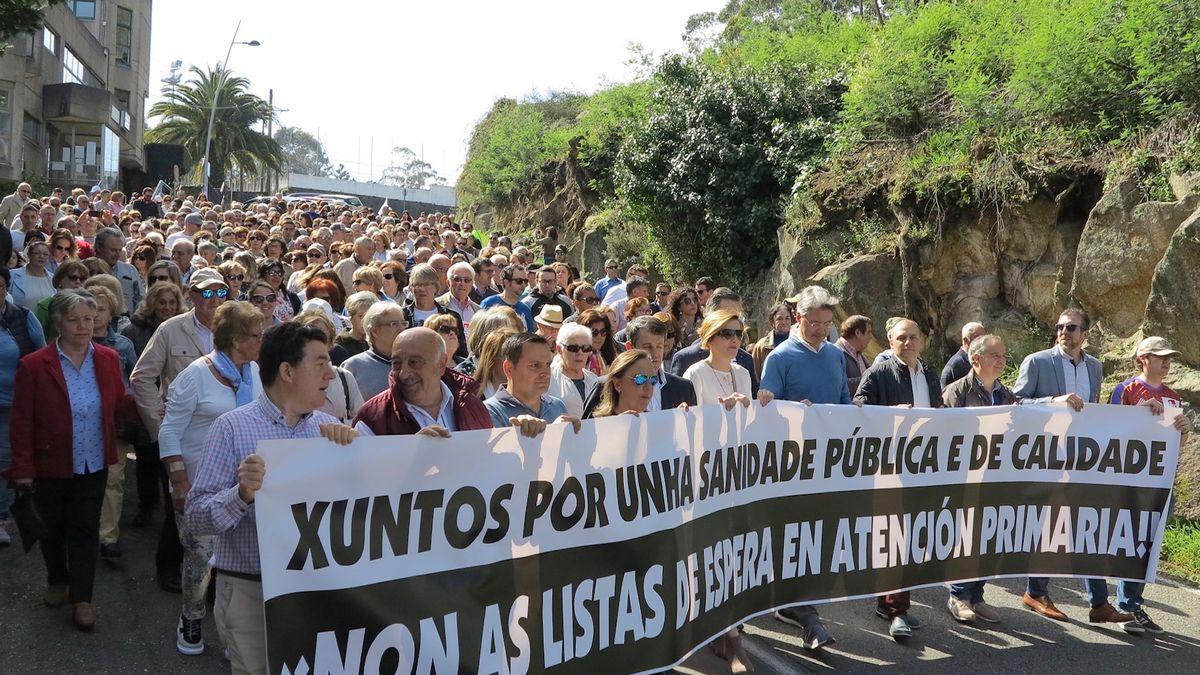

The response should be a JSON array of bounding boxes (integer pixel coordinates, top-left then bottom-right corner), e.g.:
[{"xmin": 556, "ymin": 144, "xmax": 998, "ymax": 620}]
[{"xmin": 548, "ymin": 360, "xmax": 599, "ymax": 418}]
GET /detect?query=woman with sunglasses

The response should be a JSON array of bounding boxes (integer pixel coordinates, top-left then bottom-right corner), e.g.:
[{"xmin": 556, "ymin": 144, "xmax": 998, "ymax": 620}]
[
  {"xmin": 587, "ymin": 349, "xmax": 658, "ymax": 418},
  {"xmin": 217, "ymin": 261, "xmax": 247, "ymax": 301},
  {"xmin": 548, "ymin": 323, "xmax": 599, "ymax": 418},
  {"xmin": 257, "ymin": 258, "xmax": 301, "ymax": 323},
  {"xmin": 10, "ymin": 241, "xmax": 56, "ymax": 312},
  {"xmin": 379, "ymin": 260, "xmax": 406, "ymax": 302},
  {"xmin": 246, "ymin": 279, "xmax": 281, "ymax": 332},
  {"xmin": 48, "ymin": 228, "xmax": 78, "ymax": 269},
  {"xmin": 683, "ymin": 309, "xmax": 753, "ymax": 410},
  {"xmin": 424, "ymin": 313, "xmax": 465, "ymax": 368},
  {"xmin": 577, "ymin": 308, "xmax": 619, "ymax": 376},
  {"xmin": 130, "ymin": 244, "xmax": 158, "ymax": 289},
  {"xmin": 668, "ymin": 288, "xmax": 704, "ymax": 348},
  {"xmin": 35, "ymin": 261, "xmax": 91, "ymax": 341}
]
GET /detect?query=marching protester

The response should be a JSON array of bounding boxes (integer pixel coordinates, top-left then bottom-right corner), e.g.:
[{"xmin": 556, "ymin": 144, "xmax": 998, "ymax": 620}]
[
  {"xmin": 683, "ymin": 310, "xmax": 753, "ymax": 409},
  {"xmin": 159, "ymin": 301, "xmax": 264, "ymax": 654},
  {"xmin": 586, "ymin": 349, "xmax": 658, "ymax": 418},
  {"xmin": 941, "ymin": 321, "xmax": 987, "ymax": 388},
  {"xmin": 854, "ymin": 317, "xmax": 942, "ymax": 639},
  {"xmin": 835, "ymin": 314, "xmax": 872, "ymax": 394},
  {"xmin": 669, "ymin": 288, "xmax": 758, "ymax": 394},
  {"xmin": 1012, "ymin": 307, "xmax": 1112, "ymax": 625},
  {"xmin": 548, "ymin": 323, "xmax": 599, "ymax": 418},
  {"xmin": 10, "ymin": 290, "xmax": 131, "ymax": 631},
  {"xmin": 0, "ymin": 267, "xmax": 46, "ymax": 546},
  {"xmin": 482, "ymin": 333, "xmax": 580, "ymax": 435},
  {"xmin": 342, "ymin": 302, "xmax": 407, "ymax": 400},
  {"xmin": 750, "ymin": 301, "xmax": 792, "ymax": 380},
  {"xmin": 941, "ymin": 333, "xmax": 1016, "ymax": 624},
  {"xmin": 480, "ymin": 264, "xmax": 536, "ymax": 331},
  {"xmin": 581, "ymin": 315, "xmax": 696, "ymax": 418},
  {"xmin": 187, "ymin": 322, "xmax": 357, "ymax": 673}
]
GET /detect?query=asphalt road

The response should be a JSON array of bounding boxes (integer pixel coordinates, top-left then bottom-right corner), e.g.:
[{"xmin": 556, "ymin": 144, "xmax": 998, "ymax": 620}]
[{"xmin": 2, "ymin": 471, "xmax": 1199, "ymax": 674}]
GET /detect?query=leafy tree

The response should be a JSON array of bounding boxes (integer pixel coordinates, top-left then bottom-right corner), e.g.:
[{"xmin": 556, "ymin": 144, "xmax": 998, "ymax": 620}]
[
  {"xmin": 0, "ymin": 0, "xmax": 64, "ymax": 57},
  {"xmin": 379, "ymin": 146, "xmax": 444, "ymax": 189},
  {"xmin": 274, "ymin": 126, "xmax": 332, "ymax": 176},
  {"xmin": 330, "ymin": 164, "xmax": 352, "ymax": 181},
  {"xmin": 616, "ymin": 56, "xmax": 843, "ymax": 286},
  {"xmin": 146, "ymin": 65, "xmax": 282, "ymax": 194}
]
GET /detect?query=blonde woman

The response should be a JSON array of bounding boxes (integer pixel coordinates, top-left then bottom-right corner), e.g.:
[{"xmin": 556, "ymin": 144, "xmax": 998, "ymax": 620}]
[
  {"xmin": 472, "ymin": 329, "xmax": 517, "ymax": 399},
  {"xmin": 683, "ymin": 309, "xmax": 753, "ymax": 409},
  {"xmin": 588, "ymin": 349, "xmax": 656, "ymax": 418}
]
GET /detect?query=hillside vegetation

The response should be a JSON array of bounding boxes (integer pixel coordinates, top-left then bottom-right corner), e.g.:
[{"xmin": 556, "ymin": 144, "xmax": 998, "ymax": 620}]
[{"xmin": 457, "ymin": 0, "xmax": 1200, "ymax": 287}]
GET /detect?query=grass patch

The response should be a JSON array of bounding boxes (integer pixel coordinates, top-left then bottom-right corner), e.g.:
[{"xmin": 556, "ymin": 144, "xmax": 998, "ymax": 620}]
[{"xmin": 1161, "ymin": 520, "xmax": 1200, "ymax": 585}]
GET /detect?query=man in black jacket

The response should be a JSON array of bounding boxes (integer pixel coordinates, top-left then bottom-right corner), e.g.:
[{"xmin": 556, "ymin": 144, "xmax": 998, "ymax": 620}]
[
  {"xmin": 582, "ymin": 316, "xmax": 695, "ymax": 418},
  {"xmin": 853, "ymin": 318, "xmax": 942, "ymax": 640}
]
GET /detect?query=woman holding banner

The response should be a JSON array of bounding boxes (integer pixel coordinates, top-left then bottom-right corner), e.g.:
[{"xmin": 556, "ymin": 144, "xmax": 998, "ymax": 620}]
[
  {"xmin": 588, "ymin": 349, "xmax": 656, "ymax": 418},
  {"xmin": 159, "ymin": 301, "xmax": 264, "ymax": 656}
]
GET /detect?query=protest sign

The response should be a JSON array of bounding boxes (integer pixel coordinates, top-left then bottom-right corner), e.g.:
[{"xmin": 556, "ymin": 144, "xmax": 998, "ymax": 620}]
[{"xmin": 255, "ymin": 402, "xmax": 1179, "ymax": 674}]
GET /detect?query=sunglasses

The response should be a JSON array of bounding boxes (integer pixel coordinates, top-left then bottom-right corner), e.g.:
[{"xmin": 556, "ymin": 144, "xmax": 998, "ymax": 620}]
[
  {"xmin": 193, "ymin": 287, "xmax": 229, "ymax": 299},
  {"xmin": 627, "ymin": 373, "xmax": 661, "ymax": 387},
  {"xmin": 563, "ymin": 344, "xmax": 594, "ymax": 354},
  {"xmin": 383, "ymin": 273, "xmax": 394, "ymax": 280},
  {"xmin": 716, "ymin": 328, "xmax": 744, "ymax": 340},
  {"xmin": 307, "ymin": 251, "xmax": 323, "ymax": 258},
  {"xmin": 149, "ymin": 275, "xmax": 171, "ymax": 284},
  {"xmin": 263, "ymin": 268, "xmax": 283, "ymax": 277},
  {"xmin": 66, "ymin": 274, "xmax": 88, "ymax": 283},
  {"xmin": 433, "ymin": 326, "xmax": 457, "ymax": 336},
  {"xmin": 225, "ymin": 274, "xmax": 244, "ymax": 282},
  {"xmin": 590, "ymin": 326, "xmax": 609, "ymax": 337},
  {"xmin": 656, "ymin": 291, "xmax": 669, "ymax": 297},
  {"xmin": 1055, "ymin": 323, "xmax": 1080, "ymax": 333},
  {"xmin": 450, "ymin": 276, "xmax": 472, "ymax": 283},
  {"xmin": 666, "ymin": 332, "xmax": 677, "ymax": 340},
  {"xmin": 250, "ymin": 293, "xmax": 278, "ymax": 304},
  {"xmin": 578, "ymin": 296, "xmax": 598, "ymax": 304}
]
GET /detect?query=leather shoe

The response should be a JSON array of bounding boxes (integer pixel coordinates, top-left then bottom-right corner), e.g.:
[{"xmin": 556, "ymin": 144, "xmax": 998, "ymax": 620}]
[
  {"xmin": 1089, "ymin": 602, "xmax": 1134, "ymax": 624},
  {"xmin": 43, "ymin": 584, "xmax": 69, "ymax": 608},
  {"xmin": 1022, "ymin": 593, "xmax": 1068, "ymax": 621},
  {"xmin": 158, "ymin": 570, "xmax": 182, "ymax": 593},
  {"xmin": 73, "ymin": 602, "xmax": 97, "ymax": 631}
]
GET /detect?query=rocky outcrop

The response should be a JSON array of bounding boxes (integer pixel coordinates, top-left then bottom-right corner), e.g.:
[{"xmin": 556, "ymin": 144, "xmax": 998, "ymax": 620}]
[
  {"xmin": 1071, "ymin": 177, "xmax": 1200, "ymax": 336},
  {"xmin": 810, "ymin": 253, "xmax": 904, "ymax": 354},
  {"xmin": 1144, "ymin": 208, "xmax": 1200, "ymax": 365}
]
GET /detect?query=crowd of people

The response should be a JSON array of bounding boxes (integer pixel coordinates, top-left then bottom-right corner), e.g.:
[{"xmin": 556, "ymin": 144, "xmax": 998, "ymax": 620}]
[{"xmin": 0, "ymin": 180, "xmax": 1191, "ymax": 674}]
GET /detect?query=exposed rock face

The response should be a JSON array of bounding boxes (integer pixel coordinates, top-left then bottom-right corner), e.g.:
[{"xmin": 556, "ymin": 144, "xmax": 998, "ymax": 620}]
[
  {"xmin": 810, "ymin": 253, "xmax": 904, "ymax": 354},
  {"xmin": 1144, "ymin": 208, "xmax": 1200, "ymax": 365},
  {"xmin": 1072, "ymin": 177, "xmax": 1200, "ymax": 336}
]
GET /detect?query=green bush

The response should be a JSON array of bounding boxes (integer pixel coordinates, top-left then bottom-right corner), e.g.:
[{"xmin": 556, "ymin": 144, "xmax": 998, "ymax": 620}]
[{"xmin": 615, "ymin": 56, "xmax": 842, "ymax": 287}]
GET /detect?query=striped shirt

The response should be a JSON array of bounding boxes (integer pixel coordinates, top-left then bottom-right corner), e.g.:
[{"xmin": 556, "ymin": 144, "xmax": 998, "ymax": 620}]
[{"xmin": 186, "ymin": 394, "xmax": 338, "ymax": 575}]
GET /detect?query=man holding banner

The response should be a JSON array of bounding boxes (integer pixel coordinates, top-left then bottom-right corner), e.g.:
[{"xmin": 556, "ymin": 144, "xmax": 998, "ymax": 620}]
[
  {"xmin": 483, "ymin": 333, "xmax": 582, "ymax": 435},
  {"xmin": 186, "ymin": 323, "xmax": 358, "ymax": 675}
]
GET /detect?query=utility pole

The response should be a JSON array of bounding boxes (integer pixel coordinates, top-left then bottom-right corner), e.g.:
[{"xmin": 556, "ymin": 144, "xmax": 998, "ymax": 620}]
[{"xmin": 265, "ymin": 88, "xmax": 274, "ymax": 194}]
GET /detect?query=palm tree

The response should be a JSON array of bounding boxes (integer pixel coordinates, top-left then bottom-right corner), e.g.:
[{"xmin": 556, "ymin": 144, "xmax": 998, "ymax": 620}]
[{"xmin": 146, "ymin": 65, "xmax": 282, "ymax": 194}]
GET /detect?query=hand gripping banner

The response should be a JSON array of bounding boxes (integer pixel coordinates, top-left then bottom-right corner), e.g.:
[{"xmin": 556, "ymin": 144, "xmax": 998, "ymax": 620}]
[{"xmin": 254, "ymin": 401, "xmax": 1180, "ymax": 674}]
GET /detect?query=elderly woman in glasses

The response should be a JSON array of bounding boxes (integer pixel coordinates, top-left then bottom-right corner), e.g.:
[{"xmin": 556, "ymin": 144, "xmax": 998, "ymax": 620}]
[
  {"xmin": 547, "ymin": 323, "xmax": 599, "ymax": 418},
  {"xmin": 35, "ymin": 260, "xmax": 91, "ymax": 341},
  {"xmin": 48, "ymin": 228, "xmax": 78, "ymax": 268},
  {"xmin": 158, "ymin": 301, "xmax": 263, "ymax": 654},
  {"xmin": 10, "ymin": 241, "xmax": 56, "ymax": 312},
  {"xmin": 257, "ymin": 257, "xmax": 301, "ymax": 323},
  {"xmin": 10, "ymin": 289, "xmax": 133, "ymax": 631}
]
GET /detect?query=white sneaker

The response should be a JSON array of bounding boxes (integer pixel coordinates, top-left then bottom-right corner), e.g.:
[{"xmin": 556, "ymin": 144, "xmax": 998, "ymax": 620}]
[{"xmin": 948, "ymin": 596, "xmax": 976, "ymax": 622}]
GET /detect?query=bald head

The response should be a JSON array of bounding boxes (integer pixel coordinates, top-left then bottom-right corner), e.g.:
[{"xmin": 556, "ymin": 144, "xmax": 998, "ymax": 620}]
[
  {"xmin": 391, "ymin": 327, "xmax": 447, "ymax": 405},
  {"xmin": 961, "ymin": 321, "xmax": 986, "ymax": 347},
  {"xmin": 391, "ymin": 326, "xmax": 446, "ymax": 363}
]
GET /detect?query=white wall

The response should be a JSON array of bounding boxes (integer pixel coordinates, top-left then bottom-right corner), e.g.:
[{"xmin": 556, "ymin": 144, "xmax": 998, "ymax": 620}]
[{"xmin": 283, "ymin": 173, "xmax": 456, "ymax": 207}]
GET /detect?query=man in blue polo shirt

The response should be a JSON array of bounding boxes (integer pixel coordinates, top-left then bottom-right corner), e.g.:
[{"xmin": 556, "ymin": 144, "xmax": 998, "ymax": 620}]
[
  {"xmin": 758, "ymin": 285, "xmax": 856, "ymax": 650},
  {"xmin": 480, "ymin": 264, "xmax": 536, "ymax": 331},
  {"xmin": 484, "ymin": 333, "xmax": 580, "ymax": 436}
]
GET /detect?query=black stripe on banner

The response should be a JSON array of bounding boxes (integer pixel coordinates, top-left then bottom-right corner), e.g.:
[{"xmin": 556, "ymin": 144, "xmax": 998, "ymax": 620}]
[{"xmin": 265, "ymin": 481, "xmax": 1169, "ymax": 674}]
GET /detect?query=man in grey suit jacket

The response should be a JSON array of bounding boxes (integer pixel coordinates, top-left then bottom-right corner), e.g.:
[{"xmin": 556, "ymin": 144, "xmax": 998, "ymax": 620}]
[{"xmin": 1013, "ymin": 308, "xmax": 1135, "ymax": 629}]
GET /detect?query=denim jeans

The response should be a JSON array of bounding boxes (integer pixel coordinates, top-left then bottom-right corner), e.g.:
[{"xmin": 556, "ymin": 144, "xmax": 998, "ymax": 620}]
[
  {"xmin": 0, "ymin": 407, "xmax": 12, "ymax": 520},
  {"xmin": 1086, "ymin": 578, "xmax": 1144, "ymax": 609},
  {"xmin": 950, "ymin": 580, "xmax": 987, "ymax": 603}
]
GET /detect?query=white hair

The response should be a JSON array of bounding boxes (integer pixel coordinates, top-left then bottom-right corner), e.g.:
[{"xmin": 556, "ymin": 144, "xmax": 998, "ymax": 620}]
[
  {"xmin": 968, "ymin": 334, "xmax": 1002, "ymax": 362},
  {"xmin": 447, "ymin": 261, "xmax": 474, "ymax": 281},
  {"xmin": 361, "ymin": 301, "xmax": 404, "ymax": 347},
  {"xmin": 794, "ymin": 285, "xmax": 839, "ymax": 316},
  {"xmin": 961, "ymin": 321, "xmax": 985, "ymax": 342},
  {"xmin": 556, "ymin": 322, "xmax": 592, "ymax": 346}
]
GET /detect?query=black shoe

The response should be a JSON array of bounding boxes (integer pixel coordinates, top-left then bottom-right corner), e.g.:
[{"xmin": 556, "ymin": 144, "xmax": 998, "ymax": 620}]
[
  {"xmin": 158, "ymin": 570, "xmax": 182, "ymax": 593},
  {"xmin": 131, "ymin": 511, "xmax": 154, "ymax": 528},
  {"xmin": 99, "ymin": 542, "xmax": 122, "ymax": 559}
]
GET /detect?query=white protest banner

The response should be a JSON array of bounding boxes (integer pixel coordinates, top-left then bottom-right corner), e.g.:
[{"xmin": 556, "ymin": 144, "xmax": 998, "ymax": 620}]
[{"xmin": 255, "ymin": 401, "xmax": 1179, "ymax": 674}]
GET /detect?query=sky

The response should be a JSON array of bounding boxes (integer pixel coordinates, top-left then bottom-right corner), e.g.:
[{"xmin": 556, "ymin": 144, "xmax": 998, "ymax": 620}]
[{"xmin": 147, "ymin": 0, "xmax": 721, "ymax": 186}]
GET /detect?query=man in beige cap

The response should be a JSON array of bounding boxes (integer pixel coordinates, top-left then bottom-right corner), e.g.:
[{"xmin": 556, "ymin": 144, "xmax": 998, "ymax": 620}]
[
  {"xmin": 534, "ymin": 304, "xmax": 564, "ymax": 342},
  {"xmin": 1094, "ymin": 335, "xmax": 1192, "ymax": 634}
]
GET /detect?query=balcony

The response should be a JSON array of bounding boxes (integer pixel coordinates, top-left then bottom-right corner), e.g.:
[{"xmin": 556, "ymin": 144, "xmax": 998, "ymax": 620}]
[{"xmin": 42, "ymin": 82, "xmax": 112, "ymax": 125}]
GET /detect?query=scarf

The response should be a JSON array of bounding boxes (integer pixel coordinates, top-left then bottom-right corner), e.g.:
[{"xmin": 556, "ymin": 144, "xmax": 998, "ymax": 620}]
[{"xmin": 211, "ymin": 350, "xmax": 254, "ymax": 408}]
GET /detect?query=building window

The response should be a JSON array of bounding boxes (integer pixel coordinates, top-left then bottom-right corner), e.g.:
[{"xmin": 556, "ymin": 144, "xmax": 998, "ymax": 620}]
[
  {"xmin": 23, "ymin": 115, "xmax": 42, "ymax": 144},
  {"xmin": 62, "ymin": 46, "xmax": 103, "ymax": 87},
  {"xmin": 112, "ymin": 89, "xmax": 131, "ymax": 131},
  {"xmin": 116, "ymin": 7, "xmax": 133, "ymax": 66},
  {"xmin": 0, "ymin": 90, "xmax": 11, "ymax": 163},
  {"xmin": 100, "ymin": 125, "xmax": 120, "ymax": 189},
  {"xmin": 68, "ymin": 0, "xmax": 96, "ymax": 20},
  {"xmin": 43, "ymin": 27, "xmax": 58, "ymax": 54}
]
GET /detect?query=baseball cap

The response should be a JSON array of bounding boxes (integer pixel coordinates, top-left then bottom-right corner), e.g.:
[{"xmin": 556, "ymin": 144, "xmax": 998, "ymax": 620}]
[
  {"xmin": 188, "ymin": 267, "xmax": 227, "ymax": 290},
  {"xmin": 1134, "ymin": 336, "xmax": 1181, "ymax": 359},
  {"xmin": 184, "ymin": 213, "xmax": 204, "ymax": 227}
]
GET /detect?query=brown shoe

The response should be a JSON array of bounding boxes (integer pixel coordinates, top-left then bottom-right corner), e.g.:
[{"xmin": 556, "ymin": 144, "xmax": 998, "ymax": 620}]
[
  {"xmin": 1089, "ymin": 602, "xmax": 1134, "ymax": 624},
  {"xmin": 72, "ymin": 602, "xmax": 96, "ymax": 631},
  {"xmin": 1022, "ymin": 593, "xmax": 1068, "ymax": 621},
  {"xmin": 43, "ymin": 584, "xmax": 69, "ymax": 608}
]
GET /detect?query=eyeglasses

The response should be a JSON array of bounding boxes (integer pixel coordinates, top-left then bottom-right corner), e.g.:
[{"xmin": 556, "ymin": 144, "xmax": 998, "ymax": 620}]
[
  {"xmin": 1055, "ymin": 323, "xmax": 1080, "ymax": 333},
  {"xmin": 627, "ymin": 373, "xmax": 661, "ymax": 387},
  {"xmin": 380, "ymin": 320, "xmax": 406, "ymax": 330},
  {"xmin": 263, "ymin": 268, "xmax": 283, "ymax": 277},
  {"xmin": 450, "ymin": 276, "xmax": 472, "ymax": 283},
  {"xmin": 250, "ymin": 294, "xmax": 277, "ymax": 304},
  {"xmin": 716, "ymin": 328, "xmax": 744, "ymax": 340},
  {"xmin": 148, "ymin": 275, "xmax": 171, "ymax": 284},
  {"xmin": 65, "ymin": 274, "xmax": 87, "ymax": 283},
  {"xmin": 803, "ymin": 317, "xmax": 836, "ymax": 329},
  {"xmin": 433, "ymin": 326, "xmax": 457, "ymax": 336},
  {"xmin": 225, "ymin": 274, "xmax": 244, "ymax": 282},
  {"xmin": 193, "ymin": 288, "xmax": 229, "ymax": 299},
  {"xmin": 563, "ymin": 344, "xmax": 594, "ymax": 354}
]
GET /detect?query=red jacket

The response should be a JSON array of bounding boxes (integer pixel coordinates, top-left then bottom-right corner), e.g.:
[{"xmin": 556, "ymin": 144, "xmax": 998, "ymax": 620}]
[
  {"xmin": 8, "ymin": 343, "xmax": 132, "ymax": 480},
  {"xmin": 354, "ymin": 368, "xmax": 492, "ymax": 435}
]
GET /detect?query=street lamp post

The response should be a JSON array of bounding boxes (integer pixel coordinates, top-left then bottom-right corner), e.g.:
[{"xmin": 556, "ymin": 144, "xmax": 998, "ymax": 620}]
[{"xmin": 200, "ymin": 20, "xmax": 260, "ymax": 200}]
